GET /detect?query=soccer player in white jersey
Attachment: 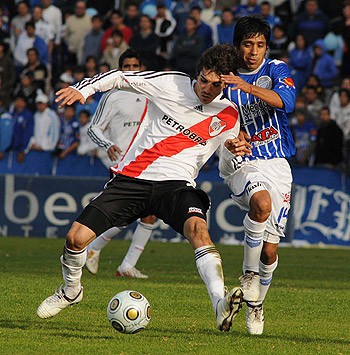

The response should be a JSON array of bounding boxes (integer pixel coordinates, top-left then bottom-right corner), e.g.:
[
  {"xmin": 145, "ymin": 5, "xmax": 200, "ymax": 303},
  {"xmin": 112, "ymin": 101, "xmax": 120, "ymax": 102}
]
[
  {"xmin": 219, "ymin": 16, "xmax": 296, "ymax": 335},
  {"xmin": 85, "ymin": 49, "xmax": 155, "ymax": 279},
  {"xmin": 37, "ymin": 44, "xmax": 251, "ymax": 332}
]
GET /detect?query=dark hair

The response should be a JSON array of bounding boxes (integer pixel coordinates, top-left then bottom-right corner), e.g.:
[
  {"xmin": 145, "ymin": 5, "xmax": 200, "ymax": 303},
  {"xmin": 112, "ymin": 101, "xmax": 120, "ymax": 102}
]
[
  {"xmin": 111, "ymin": 29, "xmax": 123, "ymax": 37},
  {"xmin": 233, "ymin": 15, "xmax": 271, "ymax": 47},
  {"xmin": 25, "ymin": 21, "xmax": 35, "ymax": 29},
  {"xmin": 118, "ymin": 48, "xmax": 141, "ymax": 69},
  {"xmin": 321, "ymin": 106, "xmax": 330, "ymax": 113},
  {"xmin": 339, "ymin": 88, "xmax": 350, "ymax": 99},
  {"xmin": 79, "ymin": 109, "xmax": 90, "ymax": 117},
  {"xmin": 26, "ymin": 47, "xmax": 39, "ymax": 56},
  {"xmin": 196, "ymin": 44, "xmax": 239, "ymax": 76}
]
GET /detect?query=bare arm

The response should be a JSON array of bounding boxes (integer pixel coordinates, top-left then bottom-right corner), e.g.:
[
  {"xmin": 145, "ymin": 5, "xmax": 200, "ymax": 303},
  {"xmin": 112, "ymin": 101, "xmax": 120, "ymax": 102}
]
[{"xmin": 221, "ymin": 72, "xmax": 284, "ymax": 109}]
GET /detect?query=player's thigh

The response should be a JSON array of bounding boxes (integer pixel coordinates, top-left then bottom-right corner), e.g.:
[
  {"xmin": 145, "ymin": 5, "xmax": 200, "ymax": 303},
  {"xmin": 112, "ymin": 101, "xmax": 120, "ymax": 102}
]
[
  {"xmin": 78, "ymin": 175, "xmax": 152, "ymax": 236},
  {"xmin": 154, "ymin": 187, "xmax": 210, "ymax": 235}
]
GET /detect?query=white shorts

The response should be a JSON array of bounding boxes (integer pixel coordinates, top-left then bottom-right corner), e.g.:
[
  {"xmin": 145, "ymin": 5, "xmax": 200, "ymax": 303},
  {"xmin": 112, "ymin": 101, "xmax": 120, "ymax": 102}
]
[{"xmin": 224, "ymin": 158, "xmax": 292, "ymax": 243}]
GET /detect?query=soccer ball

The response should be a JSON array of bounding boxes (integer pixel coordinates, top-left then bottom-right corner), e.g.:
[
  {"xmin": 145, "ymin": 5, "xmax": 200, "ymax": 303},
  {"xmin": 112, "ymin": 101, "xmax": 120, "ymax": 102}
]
[{"xmin": 107, "ymin": 290, "xmax": 151, "ymax": 334}]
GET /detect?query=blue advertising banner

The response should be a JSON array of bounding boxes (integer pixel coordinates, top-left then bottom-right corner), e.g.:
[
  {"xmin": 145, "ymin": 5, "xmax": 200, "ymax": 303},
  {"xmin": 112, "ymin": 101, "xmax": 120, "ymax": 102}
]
[{"xmin": 1, "ymin": 167, "xmax": 350, "ymax": 246}]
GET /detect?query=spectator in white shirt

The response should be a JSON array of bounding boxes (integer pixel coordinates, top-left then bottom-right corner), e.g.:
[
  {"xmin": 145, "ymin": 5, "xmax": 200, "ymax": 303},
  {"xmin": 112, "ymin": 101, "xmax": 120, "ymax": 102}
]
[{"xmin": 29, "ymin": 93, "xmax": 60, "ymax": 152}]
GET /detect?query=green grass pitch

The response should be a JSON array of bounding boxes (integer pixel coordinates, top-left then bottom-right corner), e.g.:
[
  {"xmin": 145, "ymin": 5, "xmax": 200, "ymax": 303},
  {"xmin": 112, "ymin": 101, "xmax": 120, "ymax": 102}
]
[{"xmin": 1, "ymin": 237, "xmax": 350, "ymax": 354}]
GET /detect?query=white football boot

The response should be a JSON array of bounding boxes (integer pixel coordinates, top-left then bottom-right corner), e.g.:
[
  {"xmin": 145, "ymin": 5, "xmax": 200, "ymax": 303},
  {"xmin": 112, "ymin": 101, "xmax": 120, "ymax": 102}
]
[
  {"xmin": 216, "ymin": 287, "xmax": 243, "ymax": 331},
  {"xmin": 116, "ymin": 266, "xmax": 149, "ymax": 279},
  {"xmin": 246, "ymin": 302, "xmax": 264, "ymax": 335},
  {"xmin": 85, "ymin": 249, "xmax": 100, "ymax": 275},
  {"xmin": 239, "ymin": 271, "xmax": 260, "ymax": 302},
  {"xmin": 37, "ymin": 285, "xmax": 83, "ymax": 319}
]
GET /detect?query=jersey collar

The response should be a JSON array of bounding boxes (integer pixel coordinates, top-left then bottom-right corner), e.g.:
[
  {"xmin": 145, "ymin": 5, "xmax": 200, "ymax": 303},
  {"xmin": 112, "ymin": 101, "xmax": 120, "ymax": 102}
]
[{"xmin": 237, "ymin": 59, "xmax": 266, "ymax": 75}]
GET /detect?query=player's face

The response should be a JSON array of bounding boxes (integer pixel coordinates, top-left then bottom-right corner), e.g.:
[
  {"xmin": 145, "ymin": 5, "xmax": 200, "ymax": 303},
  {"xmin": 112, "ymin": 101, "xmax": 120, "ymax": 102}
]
[
  {"xmin": 195, "ymin": 69, "xmax": 224, "ymax": 104},
  {"xmin": 121, "ymin": 58, "xmax": 141, "ymax": 71},
  {"xmin": 238, "ymin": 34, "xmax": 267, "ymax": 71}
]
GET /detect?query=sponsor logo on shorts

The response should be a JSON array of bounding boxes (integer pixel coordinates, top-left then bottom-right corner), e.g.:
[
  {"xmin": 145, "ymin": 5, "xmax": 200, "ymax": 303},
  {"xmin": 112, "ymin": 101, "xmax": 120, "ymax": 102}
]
[
  {"xmin": 188, "ymin": 207, "xmax": 204, "ymax": 215},
  {"xmin": 283, "ymin": 193, "xmax": 291, "ymax": 203},
  {"xmin": 209, "ymin": 116, "xmax": 227, "ymax": 137},
  {"xmin": 251, "ymin": 126, "xmax": 279, "ymax": 146},
  {"xmin": 274, "ymin": 223, "xmax": 285, "ymax": 232},
  {"xmin": 246, "ymin": 182, "xmax": 263, "ymax": 195}
]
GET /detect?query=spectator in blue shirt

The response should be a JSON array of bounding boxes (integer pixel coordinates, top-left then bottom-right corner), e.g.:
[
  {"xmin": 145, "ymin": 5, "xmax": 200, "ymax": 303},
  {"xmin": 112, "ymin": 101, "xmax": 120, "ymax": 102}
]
[
  {"xmin": 54, "ymin": 105, "xmax": 80, "ymax": 160},
  {"xmin": 189, "ymin": 6, "xmax": 213, "ymax": 51},
  {"xmin": 214, "ymin": 8, "xmax": 235, "ymax": 45},
  {"xmin": 234, "ymin": 0, "xmax": 260, "ymax": 19},
  {"xmin": 7, "ymin": 95, "xmax": 34, "ymax": 163}
]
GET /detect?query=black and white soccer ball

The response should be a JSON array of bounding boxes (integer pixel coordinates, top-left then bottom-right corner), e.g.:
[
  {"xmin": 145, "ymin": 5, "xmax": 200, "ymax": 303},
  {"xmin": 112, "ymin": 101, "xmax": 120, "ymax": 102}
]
[{"xmin": 107, "ymin": 290, "xmax": 151, "ymax": 334}]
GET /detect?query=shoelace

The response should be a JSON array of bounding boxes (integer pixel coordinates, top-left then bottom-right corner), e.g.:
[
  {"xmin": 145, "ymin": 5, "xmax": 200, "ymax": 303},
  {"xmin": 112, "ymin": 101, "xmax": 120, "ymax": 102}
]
[{"xmin": 46, "ymin": 288, "xmax": 65, "ymax": 305}]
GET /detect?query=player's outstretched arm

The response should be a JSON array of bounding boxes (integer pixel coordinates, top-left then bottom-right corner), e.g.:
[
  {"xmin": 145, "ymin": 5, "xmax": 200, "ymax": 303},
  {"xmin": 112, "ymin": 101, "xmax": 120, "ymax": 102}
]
[{"xmin": 55, "ymin": 87, "xmax": 85, "ymax": 108}]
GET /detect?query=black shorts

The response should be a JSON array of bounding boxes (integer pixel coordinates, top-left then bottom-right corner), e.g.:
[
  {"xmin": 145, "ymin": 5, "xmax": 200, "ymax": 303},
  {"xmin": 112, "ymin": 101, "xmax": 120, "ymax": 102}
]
[{"xmin": 76, "ymin": 174, "xmax": 210, "ymax": 236}]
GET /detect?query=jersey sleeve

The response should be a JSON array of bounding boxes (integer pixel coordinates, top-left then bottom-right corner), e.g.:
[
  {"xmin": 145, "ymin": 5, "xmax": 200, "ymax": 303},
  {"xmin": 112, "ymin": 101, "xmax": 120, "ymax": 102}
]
[
  {"xmin": 269, "ymin": 60, "xmax": 296, "ymax": 114},
  {"xmin": 87, "ymin": 91, "xmax": 116, "ymax": 151},
  {"xmin": 71, "ymin": 70, "xmax": 176, "ymax": 102}
]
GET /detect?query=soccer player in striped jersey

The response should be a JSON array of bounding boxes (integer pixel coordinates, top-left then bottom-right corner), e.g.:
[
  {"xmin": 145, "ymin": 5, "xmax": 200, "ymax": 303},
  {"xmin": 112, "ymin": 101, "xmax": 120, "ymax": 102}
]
[
  {"xmin": 37, "ymin": 44, "xmax": 250, "ymax": 332},
  {"xmin": 85, "ymin": 49, "xmax": 155, "ymax": 279},
  {"xmin": 219, "ymin": 16, "xmax": 296, "ymax": 335}
]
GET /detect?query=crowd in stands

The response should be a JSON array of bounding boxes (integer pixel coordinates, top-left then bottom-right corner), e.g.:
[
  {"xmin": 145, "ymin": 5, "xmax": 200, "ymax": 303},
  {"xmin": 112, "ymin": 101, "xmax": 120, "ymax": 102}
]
[{"xmin": 0, "ymin": 0, "xmax": 350, "ymax": 177}]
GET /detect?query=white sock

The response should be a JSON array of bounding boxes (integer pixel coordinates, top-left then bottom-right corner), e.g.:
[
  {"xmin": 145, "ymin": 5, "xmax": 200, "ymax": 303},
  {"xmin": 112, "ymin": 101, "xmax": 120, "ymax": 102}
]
[
  {"xmin": 243, "ymin": 214, "xmax": 267, "ymax": 274},
  {"xmin": 119, "ymin": 221, "xmax": 153, "ymax": 270},
  {"xmin": 88, "ymin": 227, "xmax": 122, "ymax": 252},
  {"xmin": 61, "ymin": 245, "xmax": 87, "ymax": 299},
  {"xmin": 195, "ymin": 245, "xmax": 225, "ymax": 312},
  {"xmin": 250, "ymin": 257, "xmax": 279, "ymax": 306}
]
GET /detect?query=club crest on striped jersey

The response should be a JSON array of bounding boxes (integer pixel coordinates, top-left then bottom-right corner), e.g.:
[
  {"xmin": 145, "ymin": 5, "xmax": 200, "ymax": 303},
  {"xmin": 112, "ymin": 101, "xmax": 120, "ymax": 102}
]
[{"xmin": 209, "ymin": 116, "xmax": 227, "ymax": 136}]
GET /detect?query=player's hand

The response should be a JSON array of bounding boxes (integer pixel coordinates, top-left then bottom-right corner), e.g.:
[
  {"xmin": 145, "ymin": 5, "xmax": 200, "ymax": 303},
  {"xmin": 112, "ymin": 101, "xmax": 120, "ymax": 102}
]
[
  {"xmin": 107, "ymin": 145, "xmax": 122, "ymax": 161},
  {"xmin": 224, "ymin": 133, "xmax": 252, "ymax": 156},
  {"xmin": 220, "ymin": 72, "xmax": 252, "ymax": 94},
  {"xmin": 55, "ymin": 87, "xmax": 85, "ymax": 108}
]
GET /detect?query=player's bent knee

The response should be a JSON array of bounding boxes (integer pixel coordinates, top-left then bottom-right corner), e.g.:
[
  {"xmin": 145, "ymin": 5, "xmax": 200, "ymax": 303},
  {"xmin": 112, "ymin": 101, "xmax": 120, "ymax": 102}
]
[
  {"xmin": 261, "ymin": 243, "xmax": 278, "ymax": 264},
  {"xmin": 66, "ymin": 222, "xmax": 95, "ymax": 251},
  {"xmin": 183, "ymin": 217, "xmax": 211, "ymax": 246},
  {"xmin": 250, "ymin": 191, "xmax": 272, "ymax": 221}
]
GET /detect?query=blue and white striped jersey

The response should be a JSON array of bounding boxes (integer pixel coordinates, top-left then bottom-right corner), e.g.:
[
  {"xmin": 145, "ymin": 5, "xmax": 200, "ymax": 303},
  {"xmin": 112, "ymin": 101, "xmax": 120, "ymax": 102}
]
[{"xmin": 223, "ymin": 58, "xmax": 296, "ymax": 160}]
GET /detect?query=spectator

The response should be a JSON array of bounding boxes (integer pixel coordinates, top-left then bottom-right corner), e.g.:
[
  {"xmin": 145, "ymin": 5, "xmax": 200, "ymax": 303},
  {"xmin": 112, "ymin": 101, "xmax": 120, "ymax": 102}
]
[
  {"xmin": 32, "ymin": 5, "xmax": 54, "ymax": 62},
  {"xmin": 290, "ymin": 108, "xmax": 317, "ymax": 166},
  {"xmin": 130, "ymin": 15, "xmax": 159, "ymax": 70},
  {"xmin": 13, "ymin": 70, "xmax": 38, "ymax": 113},
  {"xmin": 0, "ymin": 110, "xmax": 13, "ymax": 160},
  {"xmin": 64, "ymin": 0, "xmax": 92, "ymax": 66},
  {"xmin": 310, "ymin": 39, "xmax": 338, "ymax": 101},
  {"xmin": 84, "ymin": 55, "xmax": 98, "ymax": 78},
  {"xmin": 75, "ymin": 94, "xmax": 99, "ymax": 117},
  {"xmin": 213, "ymin": 8, "xmax": 235, "ymax": 45},
  {"xmin": 332, "ymin": 89, "xmax": 350, "ymax": 153},
  {"xmin": 189, "ymin": 6, "xmax": 213, "ymax": 51},
  {"xmin": 234, "ymin": 0, "xmax": 260, "ymax": 19},
  {"xmin": 154, "ymin": 1, "xmax": 177, "ymax": 70},
  {"xmin": 77, "ymin": 109, "xmax": 96, "ymax": 156},
  {"xmin": 81, "ymin": 14, "xmax": 104, "ymax": 64},
  {"xmin": 10, "ymin": 1, "xmax": 31, "ymax": 50},
  {"xmin": 289, "ymin": 0, "xmax": 330, "ymax": 46},
  {"xmin": 260, "ymin": 1, "xmax": 282, "ymax": 29},
  {"xmin": 7, "ymin": 95, "xmax": 34, "ymax": 163},
  {"xmin": 22, "ymin": 47, "xmax": 48, "ymax": 93},
  {"xmin": 54, "ymin": 105, "xmax": 80, "ymax": 160},
  {"xmin": 340, "ymin": 3, "xmax": 350, "ymax": 76},
  {"xmin": 268, "ymin": 24, "xmax": 289, "ymax": 59},
  {"xmin": 100, "ymin": 10, "xmax": 133, "ymax": 52},
  {"xmin": 124, "ymin": 2, "xmax": 140, "ymax": 35},
  {"xmin": 13, "ymin": 21, "xmax": 49, "ymax": 71},
  {"xmin": 0, "ymin": 16, "xmax": 10, "ymax": 51},
  {"xmin": 329, "ymin": 77, "xmax": 350, "ymax": 117},
  {"xmin": 98, "ymin": 61, "xmax": 110, "ymax": 71},
  {"xmin": 172, "ymin": 16, "xmax": 203, "ymax": 78},
  {"xmin": 0, "ymin": 41, "xmax": 16, "ymax": 109},
  {"xmin": 288, "ymin": 34, "xmax": 312, "ymax": 93},
  {"xmin": 201, "ymin": 0, "xmax": 219, "ymax": 28},
  {"xmin": 41, "ymin": 0, "xmax": 62, "ymax": 48},
  {"xmin": 172, "ymin": 0, "xmax": 201, "ymax": 35},
  {"xmin": 303, "ymin": 85, "xmax": 324, "ymax": 126},
  {"xmin": 101, "ymin": 30, "xmax": 129, "ymax": 70},
  {"xmin": 29, "ymin": 93, "xmax": 60, "ymax": 152},
  {"xmin": 314, "ymin": 106, "xmax": 343, "ymax": 169}
]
